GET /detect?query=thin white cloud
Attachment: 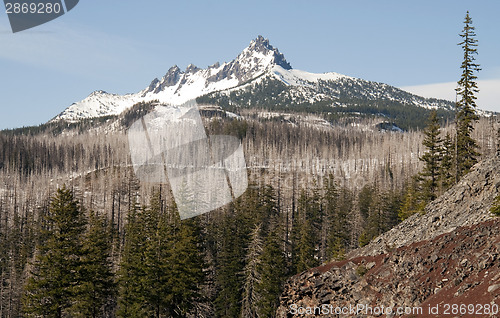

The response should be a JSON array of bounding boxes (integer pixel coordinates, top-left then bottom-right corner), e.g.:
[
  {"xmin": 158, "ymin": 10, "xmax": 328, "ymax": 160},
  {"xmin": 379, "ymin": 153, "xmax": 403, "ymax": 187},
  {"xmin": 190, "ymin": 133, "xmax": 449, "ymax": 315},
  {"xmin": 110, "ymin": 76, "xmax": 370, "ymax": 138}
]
[
  {"xmin": 401, "ymin": 79, "xmax": 500, "ymax": 113},
  {"xmin": 0, "ymin": 21, "xmax": 143, "ymax": 80}
]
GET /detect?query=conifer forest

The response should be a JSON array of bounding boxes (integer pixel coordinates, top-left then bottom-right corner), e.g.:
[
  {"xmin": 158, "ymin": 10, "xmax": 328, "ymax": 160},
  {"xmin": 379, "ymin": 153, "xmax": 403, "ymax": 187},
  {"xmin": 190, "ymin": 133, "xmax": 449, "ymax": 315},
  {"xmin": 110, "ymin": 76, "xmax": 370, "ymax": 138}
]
[
  {"xmin": 1, "ymin": 10, "xmax": 499, "ymax": 318},
  {"xmin": 0, "ymin": 105, "xmax": 498, "ymax": 317}
]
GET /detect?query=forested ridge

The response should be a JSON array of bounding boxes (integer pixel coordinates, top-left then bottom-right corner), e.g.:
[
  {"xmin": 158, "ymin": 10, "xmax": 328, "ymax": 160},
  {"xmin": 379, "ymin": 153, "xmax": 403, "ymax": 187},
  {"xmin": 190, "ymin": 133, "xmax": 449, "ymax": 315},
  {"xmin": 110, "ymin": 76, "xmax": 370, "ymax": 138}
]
[
  {"xmin": 0, "ymin": 102, "xmax": 498, "ymax": 317},
  {"xmin": 196, "ymin": 77, "xmax": 456, "ymax": 131}
]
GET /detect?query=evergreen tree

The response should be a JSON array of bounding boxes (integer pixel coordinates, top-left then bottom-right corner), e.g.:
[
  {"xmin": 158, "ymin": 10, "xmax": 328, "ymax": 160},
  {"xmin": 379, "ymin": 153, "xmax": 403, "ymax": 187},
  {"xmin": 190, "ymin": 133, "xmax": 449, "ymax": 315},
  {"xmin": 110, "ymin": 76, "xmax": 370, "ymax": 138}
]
[
  {"xmin": 73, "ymin": 211, "xmax": 115, "ymax": 318},
  {"xmin": 117, "ymin": 191, "xmax": 171, "ymax": 318},
  {"xmin": 240, "ymin": 224, "xmax": 263, "ymax": 318},
  {"xmin": 383, "ymin": 188, "xmax": 403, "ymax": 229},
  {"xmin": 359, "ymin": 187, "xmax": 401, "ymax": 246},
  {"xmin": 257, "ymin": 185, "xmax": 279, "ymax": 234},
  {"xmin": 213, "ymin": 203, "xmax": 248, "ymax": 318},
  {"xmin": 117, "ymin": 201, "xmax": 145, "ymax": 318},
  {"xmin": 399, "ymin": 178, "xmax": 426, "ymax": 221},
  {"xmin": 440, "ymin": 133, "xmax": 455, "ymax": 191},
  {"xmin": 358, "ymin": 185, "xmax": 374, "ymax": 221},
  {"xmin": 167, "ymin": 216, "xmax": 205, "ymax": 317},
  {"xmin": 323, "ymin": 175, "xmax": 350, "ymax": 260},
  {"xmin": 117, "ymin": 191, "xmax": 205, "ymax": 318},
  {"xmin": 455, "ymin": 11, "xmax": 481, "ymax": 180},
  {"xmin": 419, "ymin": 110, "xmax": 443, "ymax": 201},
  {"xmin": 358, "ymin": 185, "xmax": 376, "ymax": 247},
  {"xmin": 255, "ymin": 230, "xmax": 286, "ymax": 318},
  {"xmin": 358, "ymin": 191, "xmax": 383, "ymax": 247},
  {"xmin": 294, "ymin": 218, "xmax": 317, "ymax": 272},
  {"xmin": 23, "ymin": 186, "xmax": 86, "ymax": 318},
  {"xmin": 291, "ymin": 189, "xmax": 320, "ymax": 273},
  {"xmin": 214, "ymin": 185, "xmax": 281, "ymax": 317},
  {"xmin": 141, "ymin": 192, "xmax": 174, "ymax": 318}
]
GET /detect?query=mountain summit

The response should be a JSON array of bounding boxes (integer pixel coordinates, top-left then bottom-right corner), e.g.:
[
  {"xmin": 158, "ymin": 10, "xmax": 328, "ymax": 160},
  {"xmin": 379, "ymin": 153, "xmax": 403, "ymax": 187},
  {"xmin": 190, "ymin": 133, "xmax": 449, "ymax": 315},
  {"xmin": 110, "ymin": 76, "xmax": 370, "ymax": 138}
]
[
  {"xmin": 52, "ymin": 36, "xmax": 454, "ymax": 123},
  {"xmin": 241, "ymin": 35, "xmax": 292, "ymax": 70},
  {"xmin": 139, "ymin": 35, "xmax": 291, "ymax": 101}
]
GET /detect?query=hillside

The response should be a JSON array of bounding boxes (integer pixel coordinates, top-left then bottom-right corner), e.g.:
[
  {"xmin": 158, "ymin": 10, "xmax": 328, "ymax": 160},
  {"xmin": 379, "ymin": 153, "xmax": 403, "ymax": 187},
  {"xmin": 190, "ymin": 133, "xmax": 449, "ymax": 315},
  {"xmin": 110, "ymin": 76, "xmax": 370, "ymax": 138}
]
[
  {"xmin": 350, "ymin": 154, "xmax": 500, "ymax": 258},
  {"xmin": 277, "ymin": 219, "xmax": 500, "ymax": 318},
  {"xmin": 276, "ymin": 154, "xmax": 500, "ymax": 317}
]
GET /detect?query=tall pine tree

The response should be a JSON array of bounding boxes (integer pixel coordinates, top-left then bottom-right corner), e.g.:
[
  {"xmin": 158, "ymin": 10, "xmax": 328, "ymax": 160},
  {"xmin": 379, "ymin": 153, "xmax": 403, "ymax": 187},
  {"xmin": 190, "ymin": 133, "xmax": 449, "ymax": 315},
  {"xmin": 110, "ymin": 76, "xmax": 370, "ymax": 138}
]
[
  {"xmin": 419, "ymin": 110, "xmax": 443, "ymax": 202},
  {"xmin": 255, "ymin": 229, "xmax": 286, "ymax": 318},
  {"xmin": 117, "ymin": 200, "xmax": 146, "ymax": 318},
  {"xmin": 167, "ymin": 215, "xmax": 205, "ymax": 317},
  {"xmin": 117, "ymin": 191, "xmax": 205, "ymax": 318},
  {"xmin": 455, "ymin": 11, "xmax": 480, "ymax": 180},
  {"xmin": 73, "ymin": 210, "xmax": 115, "ymax": 318},
  {"xmin": 240, "ymin": 224, "xmax": 263, "ymax": 318},
  {"xmin": 323, "ymin": 175, "xmax": 350, "ymax": 261},
  {"xmin": 399, "ymin": 178, "xmax": 425, "ymax": 221},
  {"xmin": 23, "ymin": 187, "xmax": 86, "ymax": 318},
  {"xmin": 291, "ymin": 189, "xmax": 320, "ymax": 273},
  {"xmin": 213, "ymin": 204, "xmax": 248, "ymax": 318}
]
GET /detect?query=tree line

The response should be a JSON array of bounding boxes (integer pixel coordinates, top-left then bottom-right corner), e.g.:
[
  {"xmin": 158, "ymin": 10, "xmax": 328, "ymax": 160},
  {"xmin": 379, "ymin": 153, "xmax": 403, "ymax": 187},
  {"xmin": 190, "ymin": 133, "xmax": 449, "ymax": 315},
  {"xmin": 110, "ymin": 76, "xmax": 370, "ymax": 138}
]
[{"xmin": 2, "ymin": 173, "xmax": 408, "ymax": 317}]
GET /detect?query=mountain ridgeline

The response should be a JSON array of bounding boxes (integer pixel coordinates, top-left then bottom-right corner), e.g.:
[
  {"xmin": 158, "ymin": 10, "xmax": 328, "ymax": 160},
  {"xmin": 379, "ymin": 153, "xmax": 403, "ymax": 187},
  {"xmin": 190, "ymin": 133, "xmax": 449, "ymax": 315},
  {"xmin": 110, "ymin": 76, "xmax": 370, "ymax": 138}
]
[
  {"xmin": 196, "ymin": 76, "xmax": 455, "ymax": 130},
  {"xmin": 51, "ymin": 35, "xmax": 456, "ymax": 131}
]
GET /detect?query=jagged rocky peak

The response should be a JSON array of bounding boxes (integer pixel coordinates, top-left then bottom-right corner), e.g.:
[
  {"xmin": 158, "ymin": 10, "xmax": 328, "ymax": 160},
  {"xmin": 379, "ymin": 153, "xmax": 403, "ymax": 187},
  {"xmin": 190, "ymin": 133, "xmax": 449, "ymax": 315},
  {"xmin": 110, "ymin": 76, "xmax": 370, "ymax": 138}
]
[
  {"xmin": 144, "ymin": 65, "xmax": 182, "ymax": 95},
  {"xmin": 163, "ymin": 65, "xmax": 182, "ymax": 85},
  {"xmin": 185, "ymin": 63, "xmax": 200, "ymax": 73},
  {"xmin": 88, "ymin": 90, "xmax": 108, "ymax": 97},
  {"xmin": 205, "ymin": 35, "xmax": 292, "ymax": 84},
  {"xmin": 209, "ymin": 61, "xmax": 220, "ymax": 69},
  {"xmin": 144, "ymin": 36, "xmax": 292, "ymax": 96},
  {"xmin": 238, "ymin": 35, "xmax": 292, "ymax": 70},
  {"xmin": 146, "ymin": 78, "xmax": 160, "ymax": 92},
  {"xmin": 250, "ymin": 35, "xmax": 272, "ymax": 53},
  {"xmin": 150, "ymin": 36, "xmax": 291, "ymax": 91}
]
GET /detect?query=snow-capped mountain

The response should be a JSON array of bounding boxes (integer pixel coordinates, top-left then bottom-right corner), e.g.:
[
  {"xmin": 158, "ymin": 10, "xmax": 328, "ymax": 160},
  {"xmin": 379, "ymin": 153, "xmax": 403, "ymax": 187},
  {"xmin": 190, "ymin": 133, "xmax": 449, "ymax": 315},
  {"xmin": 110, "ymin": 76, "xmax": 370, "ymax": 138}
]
[{"xmin": 52, "ymin": 35, "xmax": 454, "ymax": 122}]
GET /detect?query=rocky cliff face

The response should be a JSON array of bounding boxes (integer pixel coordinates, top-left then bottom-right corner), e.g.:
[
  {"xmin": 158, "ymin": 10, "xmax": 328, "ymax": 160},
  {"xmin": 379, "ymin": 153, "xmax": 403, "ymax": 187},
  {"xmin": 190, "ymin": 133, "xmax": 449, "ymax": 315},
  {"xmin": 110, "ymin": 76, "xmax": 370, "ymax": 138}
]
[{"xmin": 277, "ymin": 155, "xmax": 500, "ymax": 318}]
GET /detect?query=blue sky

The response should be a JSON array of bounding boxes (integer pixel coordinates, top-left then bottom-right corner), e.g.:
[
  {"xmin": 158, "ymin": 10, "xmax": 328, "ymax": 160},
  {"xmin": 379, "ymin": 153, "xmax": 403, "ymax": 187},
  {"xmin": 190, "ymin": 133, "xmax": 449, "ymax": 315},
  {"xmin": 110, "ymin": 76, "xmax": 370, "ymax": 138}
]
[{"xmin": 1, "ymin": 0, "xmax": 499, "ymax": 129}]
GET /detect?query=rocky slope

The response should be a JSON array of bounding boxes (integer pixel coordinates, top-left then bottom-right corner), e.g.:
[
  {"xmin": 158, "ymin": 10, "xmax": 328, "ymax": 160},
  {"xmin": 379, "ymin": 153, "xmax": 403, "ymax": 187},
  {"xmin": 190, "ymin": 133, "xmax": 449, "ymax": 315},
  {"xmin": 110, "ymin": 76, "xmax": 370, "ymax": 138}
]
[
  {"xmin": 277, "ymin": 220, "xmax": 500, "ymax": 318},
  {"xmin": 350, "ymin": 154, "xmax": 500, "ymax": 258},
  {"xmin": 277, "ymin": 154, "xmax": 500, "ymax": 318}
]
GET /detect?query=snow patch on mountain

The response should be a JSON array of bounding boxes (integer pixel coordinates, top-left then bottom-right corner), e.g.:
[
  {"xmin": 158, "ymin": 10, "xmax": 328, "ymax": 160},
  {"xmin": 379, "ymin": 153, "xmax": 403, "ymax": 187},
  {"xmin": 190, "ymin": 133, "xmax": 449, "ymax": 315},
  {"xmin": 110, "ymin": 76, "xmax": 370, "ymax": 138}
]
[
  {"xmin": 271, "ymin": 65, "xmax": 351, "ymax": 86},
  {"xmin": 56, "ymin": 91, "xmax": 142, "ymax": 121}
]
